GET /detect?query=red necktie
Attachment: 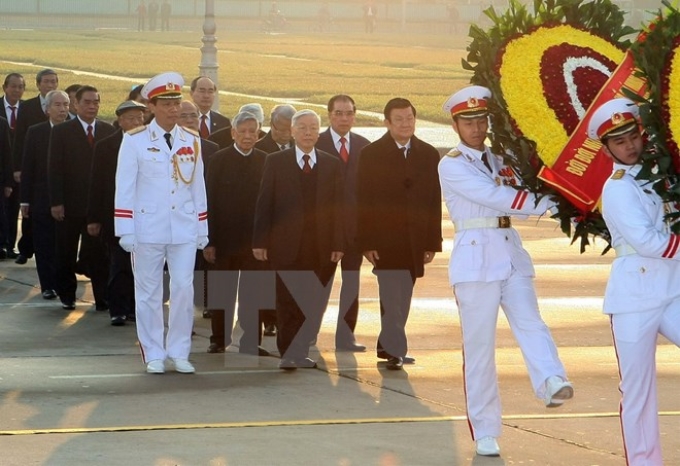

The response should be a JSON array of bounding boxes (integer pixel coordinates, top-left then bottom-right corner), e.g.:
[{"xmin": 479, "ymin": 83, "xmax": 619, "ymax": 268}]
[
  {"xmin": 9, "ymin": 106, "xmax": 16, "ymax": 130},
  {"xmin": 302, "ymin": 154, "xmax": 312, "ymax": 174},
  {"xmin": 86, "ymin": 125, "xmax": 94, "ymax": 147},
  {"xmin": 200, "ymin": 115, "xmax": 209, "ymax": 139},
  {"xmin": 339, "ymin": 136, "xmax": 349, "ymax": 163}
]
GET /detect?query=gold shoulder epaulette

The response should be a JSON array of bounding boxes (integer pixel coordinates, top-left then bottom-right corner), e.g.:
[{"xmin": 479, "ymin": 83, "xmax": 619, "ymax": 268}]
[
  {"xmin": 182, "ymin": 126, "xmax": 200, "ymax": 138},
  {"xmin": 611, "ymin": 169, "xmax": 625, "ymax": 180},
  {"xmin": 446, "ymin": 149, "xmax": 462, "ymax": 158},
  {"xmin": 126, "ymin": 125, "xmax": 146, "ymax": 135}
]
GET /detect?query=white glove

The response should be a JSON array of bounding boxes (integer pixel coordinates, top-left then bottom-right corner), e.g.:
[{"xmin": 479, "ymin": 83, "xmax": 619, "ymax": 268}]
[
  {"xmin": 197, "ymin": 235, "xmax": 209, "ymax": 250},
  {"xmin": 119, "ymin": 234, "xmax": 136, "ymax": 253}
]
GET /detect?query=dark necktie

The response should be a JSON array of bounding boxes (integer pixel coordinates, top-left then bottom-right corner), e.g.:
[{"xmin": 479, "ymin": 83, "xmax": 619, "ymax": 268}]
[
  {"xmin": 401, "ymin": 146, "xmax": 409, "ymax": 158},
  {"xmin": 164, "ymin": 132, "xmax": 173, "ymax": 149},
  {"xmin": 86, "ymin": 125, "xmax": 94, "ymax": 147},
  {"xmin": 481, "ymin": 152, "xmax": 492, "ymax": 172},
  {"xmin": 199, "ymin": 115, "xmax": 209, "ymax": 139},
  {"xmin": 339, "ymin": 136, "xmax": 349, "ymax": 163},
  {"xmin": 279, "ymin": 143, "xmax": 287, "ymax": 151},
  {"xmin": 9, "ymin": 106, "xmax": 16, "ymax": 130},
  {"xmin": 302, "ymin": 154, "xmax": 312, "ymax": 174}
]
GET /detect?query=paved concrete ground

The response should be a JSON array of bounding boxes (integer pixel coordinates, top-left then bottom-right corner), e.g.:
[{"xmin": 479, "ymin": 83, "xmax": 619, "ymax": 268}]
[{"xmin": 1, "ymin": 214, "xmax": 679, "ymax": 465}]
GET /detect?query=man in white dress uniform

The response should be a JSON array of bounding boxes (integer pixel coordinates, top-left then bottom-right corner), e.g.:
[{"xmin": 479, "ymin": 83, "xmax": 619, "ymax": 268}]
[
  {"xmin": 115, "ymin": 72, "xmax": 208, "ymax": 374},
  {"xmin": 591, "ymin": 98, "xmax": 680, "ymax": 466},
  {"xmin": 437, "ymin": 85, "xmax": 573, "ymax": 457}
]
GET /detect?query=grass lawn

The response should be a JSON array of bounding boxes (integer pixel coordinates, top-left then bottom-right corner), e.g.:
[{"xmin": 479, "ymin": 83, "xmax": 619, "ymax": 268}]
[{"xmin": 0, "ymin": 29, "xmax": 472, "ymax": 124}]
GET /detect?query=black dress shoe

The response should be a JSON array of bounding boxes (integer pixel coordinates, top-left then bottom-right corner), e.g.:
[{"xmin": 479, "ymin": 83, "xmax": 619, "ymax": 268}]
[
  {"xmin": 263, "ymin": 323, "xmax": 277, "ymax": 336},
  {"xmin": 6, "ymin": 249, "xmax": 18, "ymax": 259},
  {"xmin": 336, "ymin": 342, "xmax": 367, "ymax": 352},
  {"xmin": 386, "ymin": 357, "xmax": 404, "ymax": 370},
  {"xmin": 207, "ymin": 343, "xmax": 225, "ymax": 354},
  {"xmin": 61, "ymin": 301, "xmax": 76, "ymax": 310},
  {"xmin": 14, "ymin": 254, "xmax": 28, "ymax": 264},
  {"xmin": 110, "ymin": 316, "xmax": 126, "ymax": 326},
  {"xmin": 279, "ymin": 358, "xmax": 297, "ymax": 371},
  {"xmin": 378, "ymin": 351, "xmax": 415, "ymax": 364},
  {"xmin": 239, "ymin": 346, "xmax": 271, "ymax": 357},
  {"xmin": 0, "ymin": 248, "xmax": 7, "ymax": 260},
  {"xmin": 295, "ymin": 357, "xmax": 317, "ymax": 369},
  {"xmin": 202, "ymin": 309, "xmax": 212, "ymax": 319},
  {"xmin": 41, "ymin": 289, "xmax": 58, "ymax": 300}
]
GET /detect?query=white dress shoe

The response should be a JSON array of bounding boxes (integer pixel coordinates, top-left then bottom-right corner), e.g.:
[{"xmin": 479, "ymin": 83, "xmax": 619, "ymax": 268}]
[
  {"xmin": 171, "ymin": 358, "xmax": 195, "ymax": 374},
  {"xmin": 475, "ymin": 436, "xmax": 500, "ymax": 456},
  {"xmin": 146, "ymin": 359, "xmax": 165, "ymax": 374},
  {"xmin": 544, "ymin": 375, "xmax": 574, "ymax": 407}
]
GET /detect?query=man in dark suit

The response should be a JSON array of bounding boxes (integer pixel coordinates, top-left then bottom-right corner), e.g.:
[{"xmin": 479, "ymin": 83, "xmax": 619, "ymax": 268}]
[
  {"xmin": 12, "ymin": 69, "xmax": 58, "ymax": 264},
  {"xmin": 253, "ymin": 109, "xmax": 344, "ymax": 370},
  {"xmin": 357, "ymin": 97, "xmax": 442, "ymax": 370},
  {"xmin": 253, "ymin": 103, "xmax": 297, "ymax": 337},
  {"xmin": 48, "ymin": 85, "xmax": 115, "ymax": 311},
  {"xmin": 203, "ymin": 111, "xmax": 271, "ymax": 356},
  {"xmin": 20, "ymin": 90, "xmax": 70, "ymax": 300},
  {"xmin": 87, "ymin": 100, "xmax": 147, "ymax": 325},
  {"xmin": 0, "ymin": 72, "xmax": 24, "ymax": 259},
  {"xmin": 255, "ymin": 104, "xmax": 296, "ymax": 154},
  {"xmin": 189, "ymin": 76, "xmax": 230, "ymax": 140},
  {"xmin": 316, "ymin": 94, "xmax": 370, "ymax": 352}
]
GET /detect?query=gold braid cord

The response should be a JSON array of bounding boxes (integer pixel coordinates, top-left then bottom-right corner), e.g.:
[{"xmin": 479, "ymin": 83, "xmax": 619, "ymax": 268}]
[{"xmin": 172, "ymin": 138, "xmax": 200, "ymax": 185}]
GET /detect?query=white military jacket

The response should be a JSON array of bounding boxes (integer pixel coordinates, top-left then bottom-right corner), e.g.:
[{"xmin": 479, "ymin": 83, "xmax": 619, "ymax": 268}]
[
  {"xmin": 114, "ymin": 120, "xmax": 208, "ymax": 244},
  {"xmin": 438, "ymin": 142, "xmax": 552, "ymax": 285},
  {"xmin": 601, "ymin": 163, "xmax": 680, "ymax": 315}
]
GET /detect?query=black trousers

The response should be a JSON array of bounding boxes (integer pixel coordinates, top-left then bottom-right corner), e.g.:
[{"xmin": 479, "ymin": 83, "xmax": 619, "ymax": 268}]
[
  {"xmin": 275, "ymin": 263, "xmax": 336, "ymax": 360},
  {"xmin": 108, "ymin": 238, "xmax": 135, "ymax": 318},
  {"xmin": 375, "ymin": 269, "xmax": 416, "ymax": 359},
  {"xmin": 54, "ymin": 215, "xmax": 108, "ymax": 305},
  {"xmin": 335, "ymin": 251, "xmax": 362, "ymax": 345},
  {"xmin": 208, "ymin": 254, "xmax": 273, "ymax": 352},
  {"xmin": 31, "ymin": 209, "xmax": 57, "ymax": 291}
]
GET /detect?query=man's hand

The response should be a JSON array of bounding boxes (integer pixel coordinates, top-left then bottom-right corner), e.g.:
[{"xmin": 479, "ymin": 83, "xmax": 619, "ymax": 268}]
[
  {"xmin": 20, "ymin": 205, "xmax": 29, "ymax": 218},
  {"xmin": 423, "ymin": 251, "xmax": 436, "ymax": 264},
  {"xmin": 4, "ymin": 187, "xmax": 12, "ymax": 198},
  {"xmin": 330, "ymin": 251, "xmax": 344, "ymax": 263},
  {"xmin": 363, "ymin": 250, "xmax": 379, "ymax": 266},
  {"xmin": 253, "ymin": 248, "xmax": 268, "ymax": 261},
  {"xmin": 51, "ymin": 205, "xmax": 65, "ymax": 221},
  {"xmin": 87, "ymin": 223, "xmax": 101, "ymax": 237},
  {"xmin": 13, "ymin": 171, "xmax": 20, "ymax": 183},
  {"xmin": 203, "ymin": 246, "xmax": 216, "ymax": 264},
  {"xmin": 119, "ymin": 235, "xmax": 136, "ymax": 253}
]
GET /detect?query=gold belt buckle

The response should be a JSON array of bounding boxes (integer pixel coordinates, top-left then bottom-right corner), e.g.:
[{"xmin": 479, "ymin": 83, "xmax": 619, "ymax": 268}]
[{"xmin": 497, "ymin": 216, "xmax": 511, "ymax": 228}]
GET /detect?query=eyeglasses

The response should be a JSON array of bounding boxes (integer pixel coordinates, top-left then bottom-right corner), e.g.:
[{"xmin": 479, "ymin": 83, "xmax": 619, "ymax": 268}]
[
  {"xmin": 332, "ymin": 110, "xmax": 355, "ymax": 117},
  {"xmin": 179, "ymin": 113, "xmax": 199, "ymax": 119}
]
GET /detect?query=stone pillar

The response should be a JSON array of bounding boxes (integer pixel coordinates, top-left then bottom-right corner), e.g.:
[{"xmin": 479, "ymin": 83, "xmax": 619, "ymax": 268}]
[{"xmin": 199, "ymin": 0, "xmax": 220, "ymax": 110}]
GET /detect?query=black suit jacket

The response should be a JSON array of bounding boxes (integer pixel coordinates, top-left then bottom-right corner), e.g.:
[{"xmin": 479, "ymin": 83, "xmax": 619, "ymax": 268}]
[
  {"xmin": 1, "ymin": 95, "xmax": 22, "ymax": 137},
  {"xmin": 20, "ymin": 120, "xmax": 54, "ymax": 212},
  {"xmin": 13, "ymin": 95, "xmax": 47, "ymax": 172},
  {"xmin": 204, "ymin": 110, "xmax": 231, "ymax": 135},
  {"xmin": 48, "ymin": 118, "xmax": 115, "ymax": 217},
  {"xmin": 253, "ymin": 148, "xmax": 344, "ymax": 268},
  {"xmin": 207, "ymin": 145, "xmax": 267, "ymax": 259},
  {"xmin": 207, "ymin": 126, "xmax": 234, "ymax": 150},
  {"xmin": 255, "ymin": 131, "xmax": 293, "ymax": 154},
  {"xmin": 356, "ymin": 132, "xmax": 442, "ymax": 277},
  {"xmin": 87, "ymin": 129, "xmax": 124, "ymax": 239},
  {"xmin": 316, "ymin": 128, "xmax": 370, "ymax": 253},
  {"xmin": 0, "ymin": 117, "xmax": 12, "ymax": 189}
]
